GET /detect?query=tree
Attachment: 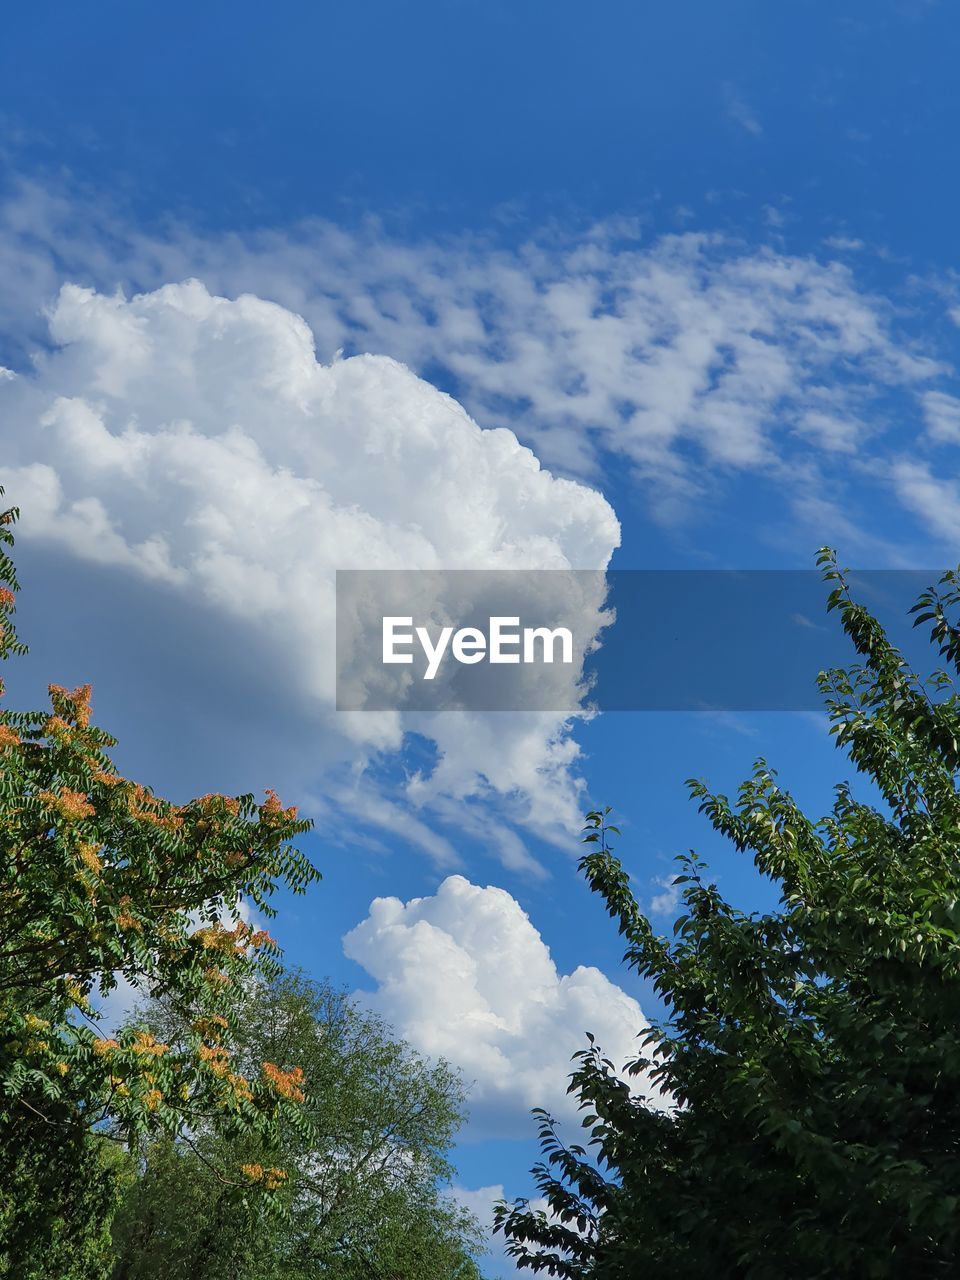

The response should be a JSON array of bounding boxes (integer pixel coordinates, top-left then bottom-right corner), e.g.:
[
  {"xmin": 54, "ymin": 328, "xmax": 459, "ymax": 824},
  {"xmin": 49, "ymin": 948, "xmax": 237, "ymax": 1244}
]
[
  {"xmin": 497, "ymin": 552, "xmax": 960, "ymax": 1278},
  {"xmin": 0, "ymin": 497, "xmax": 319, "ymax": 1273},
  {"xmin": 0, "ymin": 1110, "xmax": 128, "ymax": 1280},
  {"xmin": 109, "ymin": 970, "xmax": 486, "ymax": 1280}
]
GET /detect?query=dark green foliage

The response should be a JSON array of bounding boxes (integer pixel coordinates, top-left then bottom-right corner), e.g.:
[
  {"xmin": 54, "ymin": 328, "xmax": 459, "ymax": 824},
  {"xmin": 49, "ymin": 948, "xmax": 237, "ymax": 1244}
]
[
  {"xmin": 497, "ymin": 554, "xmax": 960, "ymax": 1278},
  {"xmin": 0, "ymin": 1106, "xmax": 128, "ymax": 1280}
]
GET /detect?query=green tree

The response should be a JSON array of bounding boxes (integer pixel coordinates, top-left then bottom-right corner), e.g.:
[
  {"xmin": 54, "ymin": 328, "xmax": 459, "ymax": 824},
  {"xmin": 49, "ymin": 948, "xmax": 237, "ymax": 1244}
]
[
  {"xmin": 110, "ymin": 970, "xmax": 486, "ymax": 1279},
  {"xmin": 0, "ymin": 1112, "xmax": 129, "ymax": 1280},
  {"xmin": 0, "ymin": 498, "xmax": 318, "ymax": 1274},
  {"xmin": 497, "ymin": 553, "xmax": 960, "ymax": 1278}
]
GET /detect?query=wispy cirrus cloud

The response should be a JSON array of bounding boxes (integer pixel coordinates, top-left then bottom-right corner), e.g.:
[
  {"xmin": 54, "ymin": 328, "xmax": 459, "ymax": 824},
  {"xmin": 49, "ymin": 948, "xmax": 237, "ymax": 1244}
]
[
  {"xmin": 722, "ymin": 83, "xmax": 763, "ymax": 137},
  {"xmin": 1, "ymin": 173, "xmax": 952, "ymax": 556},
  {"xmin": 922, "ymin": 389, "xmax": 960, "ymax": 444},
  {"xmin": 889, "ymin": 461, "xmax": 960, "ymax": 545}
]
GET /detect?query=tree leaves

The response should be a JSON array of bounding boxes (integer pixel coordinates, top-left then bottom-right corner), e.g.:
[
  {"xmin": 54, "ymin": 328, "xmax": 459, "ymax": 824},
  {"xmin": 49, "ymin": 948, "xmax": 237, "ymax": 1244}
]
[
  {"xmin": 0, "ymin": 512, "xmax": 319, "ymax": 1272},
  {"xmin": 499, "ymin": 553, "xmax": 960, "ymax": 1278}
]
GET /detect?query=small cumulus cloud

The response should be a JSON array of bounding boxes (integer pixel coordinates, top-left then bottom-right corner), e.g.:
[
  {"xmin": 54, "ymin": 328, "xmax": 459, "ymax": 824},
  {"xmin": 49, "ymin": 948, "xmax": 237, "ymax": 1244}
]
[
  {"xmin": 451, "ymin": 1183, "xmax": 551, "ymax": 1278},
  {"xmin": 649, "ymin": 873, "xmax": 683, "ymax": 918},
  {"xmin": 343, "ymin": 875, "xmax": 663, "ymax": 1135}
]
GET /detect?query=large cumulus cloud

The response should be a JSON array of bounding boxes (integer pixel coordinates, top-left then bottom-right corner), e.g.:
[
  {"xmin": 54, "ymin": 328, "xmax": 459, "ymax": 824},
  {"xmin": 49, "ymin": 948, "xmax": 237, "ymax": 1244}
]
[{"xmin": 0, "ymin": 280, "xmax": 619, "ymax": 860}]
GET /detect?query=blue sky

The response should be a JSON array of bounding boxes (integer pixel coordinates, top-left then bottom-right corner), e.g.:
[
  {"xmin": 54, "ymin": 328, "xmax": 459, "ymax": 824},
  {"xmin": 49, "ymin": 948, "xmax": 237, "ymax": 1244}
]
[
  {"xmin": 4, "ymin": 0, "xmax": 958, "ymax": 255},
  {"xmin": 3, "ymin": 1, "xmax": 960, "ymax": 1272}
]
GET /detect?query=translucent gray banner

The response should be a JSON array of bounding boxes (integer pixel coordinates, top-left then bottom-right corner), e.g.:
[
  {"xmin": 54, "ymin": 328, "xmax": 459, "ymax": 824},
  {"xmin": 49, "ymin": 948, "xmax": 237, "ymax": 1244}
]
[{"xmin": 335, "ymin": 569, "xmax": 951, "ymax": 712}]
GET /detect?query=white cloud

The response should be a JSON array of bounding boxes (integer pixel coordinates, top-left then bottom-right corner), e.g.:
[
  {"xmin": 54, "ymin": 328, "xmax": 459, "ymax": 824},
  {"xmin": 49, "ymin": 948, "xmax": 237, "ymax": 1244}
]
[
  {"xmin": 922, "ymin": 389, "xmax": 960, "ymax": 444},
  {"xmin": 649, "ymin": 873, "xmax": 683, "ymax": 918},
  {"xmin": 0, "ymin": 176, "xmax": 957, "ymax": 857},
  {"xmin": 0, "ymin": 279, "xmax": 619, "ymax": 860},
  {"xmin": 0, "ymin": 175, "xmax": 947, "ymax": 548},
  {"xmin": 343, "ymin": 874, "xmax": 662, "ymax": 1136},
  {"xmin": 823, "ymin": 235, "xmax": 865, "ymax": 253},
  {"xmin": 451, "ymin": 1181, "xmax": 590, "ymax": 1278},
  {"xmin": 452, "ymin": 1182, "xmax": 513, "ymax": 1225},
  {"xmin": 723, "ymin": 84, "xmax": 763, "ymax": 137},
  {"xmin": 451, "ymin": 1183, "xmax": 550, "ymax": 1279},
  {"xmin": 889, "ymin": 460, "xmax": 960, "ymax": 544}
]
